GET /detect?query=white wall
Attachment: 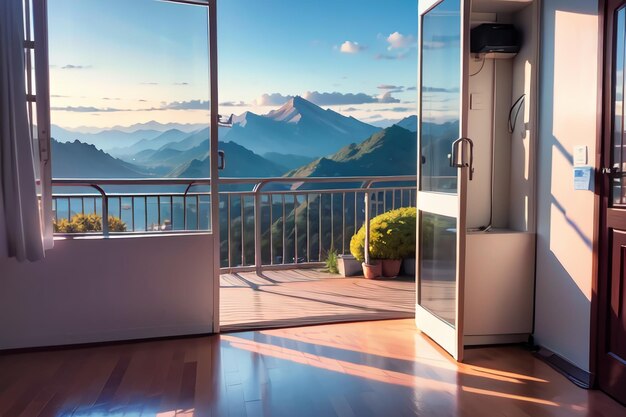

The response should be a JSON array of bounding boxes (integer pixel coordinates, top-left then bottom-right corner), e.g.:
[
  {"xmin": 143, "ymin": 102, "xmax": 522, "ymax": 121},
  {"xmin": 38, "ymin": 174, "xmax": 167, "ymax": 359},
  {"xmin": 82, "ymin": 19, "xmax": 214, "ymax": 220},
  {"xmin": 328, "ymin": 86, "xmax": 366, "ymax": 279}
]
[
  {"xmin": 0, "ymin": 234, "xmax": 216, "ymax": 349},
  {"xmin": 535, "ymin": 0, "xmax": 599, "ymax": 372}
]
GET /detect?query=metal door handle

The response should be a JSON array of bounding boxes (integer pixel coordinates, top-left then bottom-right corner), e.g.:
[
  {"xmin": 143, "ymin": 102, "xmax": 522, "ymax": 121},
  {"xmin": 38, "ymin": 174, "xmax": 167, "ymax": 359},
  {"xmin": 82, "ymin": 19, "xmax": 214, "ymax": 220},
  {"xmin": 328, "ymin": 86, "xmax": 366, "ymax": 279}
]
[
  {"xmin": 218, "ymin": 150, "xmax": 226, "ymax": 170},
  {"xmin": 450, "ymin": 137, "xmax": 474, "ymax": 181},
  {"xmin": 450, "ymin": 138, "xmax": 463, "ymax": 168}
]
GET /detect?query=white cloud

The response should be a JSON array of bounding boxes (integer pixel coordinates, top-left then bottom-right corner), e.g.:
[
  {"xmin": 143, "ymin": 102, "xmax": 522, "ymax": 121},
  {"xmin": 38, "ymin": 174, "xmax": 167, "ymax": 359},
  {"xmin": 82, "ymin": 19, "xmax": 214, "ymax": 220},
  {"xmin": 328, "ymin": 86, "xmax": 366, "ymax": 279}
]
[
  {"xmin": 61, "ymin": 64, "xmax": 91, "ymax": 70},
  {"xmin": 303, "ymin": 91, "xmax": 377, "ymax": 105},
  {"xmin": 252, "ymin": 91, "xmax": 401, "ymax": 107},
  {"xmin": 377, "ymin": 92, "xmax": 401, "ymax": 104},
  {"xmin": 339, "ymin": 41, "xmax": 365, "ymax": 54},
  {"xmin": 220, "ymin": 101, "xmax": 247, "ymax": 107},
  {"xmin": 51, "ymin": 106, "xmax": 128, "ymax": 112},
  {"xmin": 386, "ymin": 32, "xmax": 416, "ymax": 50},
  {"xmin": 377, "ymin": 84, "xmax": 403, "ymax": 90},
  {"xmin": 161, "ymin": 99, "xmax": 209, "ymax": 110},
  {"xmin": 254, "ymin": 93, "xmax": 293, "ymax": 106}
]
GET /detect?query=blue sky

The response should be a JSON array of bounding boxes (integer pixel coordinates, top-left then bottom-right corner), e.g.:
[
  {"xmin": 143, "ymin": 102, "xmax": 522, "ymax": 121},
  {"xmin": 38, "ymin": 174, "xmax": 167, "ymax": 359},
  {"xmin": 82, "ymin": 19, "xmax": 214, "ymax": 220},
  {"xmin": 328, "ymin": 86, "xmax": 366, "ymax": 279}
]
[{"xmin": 48, "ymin": 0, "xmax": 418, "ymax": 129}]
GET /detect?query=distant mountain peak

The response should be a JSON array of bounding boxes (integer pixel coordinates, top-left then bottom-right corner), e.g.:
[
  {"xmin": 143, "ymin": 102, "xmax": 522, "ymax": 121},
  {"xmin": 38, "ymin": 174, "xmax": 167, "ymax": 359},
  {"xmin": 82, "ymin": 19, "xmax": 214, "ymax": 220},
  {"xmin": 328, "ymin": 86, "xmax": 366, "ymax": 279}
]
[
  {"xmin": 226, "ymin": 95, "xmax": 380, "ymax": 156},
  {"xmin": 266, "ymin": 97, "xmax": 307, "ymax": 124},
  {"xmin": 395, "ymin": 115, "xmax": 417, "ymax": 132}
]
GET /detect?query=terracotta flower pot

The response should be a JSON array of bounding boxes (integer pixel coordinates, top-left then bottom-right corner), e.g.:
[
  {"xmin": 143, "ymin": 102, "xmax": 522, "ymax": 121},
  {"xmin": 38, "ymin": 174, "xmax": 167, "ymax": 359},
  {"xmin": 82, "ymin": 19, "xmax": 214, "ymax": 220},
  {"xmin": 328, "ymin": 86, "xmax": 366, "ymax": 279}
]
[
  {"xmin": 362, "ymin": 261, "xmax": 382, "ymax": 279},
  {"xmin": 382, "ymin": 259, "xmax": 402, "ymax": 278}
]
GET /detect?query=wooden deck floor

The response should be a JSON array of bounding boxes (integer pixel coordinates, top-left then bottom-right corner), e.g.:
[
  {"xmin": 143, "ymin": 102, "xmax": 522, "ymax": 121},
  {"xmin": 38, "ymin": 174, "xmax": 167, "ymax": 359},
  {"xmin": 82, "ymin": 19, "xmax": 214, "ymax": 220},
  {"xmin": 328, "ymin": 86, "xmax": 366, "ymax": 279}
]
[{"xmin": 220, "ymin": 269, "xmax": 415, "ymax": 331}]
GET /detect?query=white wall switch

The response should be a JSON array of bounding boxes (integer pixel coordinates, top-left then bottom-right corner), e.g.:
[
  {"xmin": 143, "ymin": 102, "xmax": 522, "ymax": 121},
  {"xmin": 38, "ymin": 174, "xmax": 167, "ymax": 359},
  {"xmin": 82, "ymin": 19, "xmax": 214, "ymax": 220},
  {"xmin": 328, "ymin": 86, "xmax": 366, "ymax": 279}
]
[
  {"xmin": 470, "ymin": 93, "xmax": 484, "ymax": 110},
  {"xmin": 574, "ymin": 145, "xmax": 588, "ymax": 166}
]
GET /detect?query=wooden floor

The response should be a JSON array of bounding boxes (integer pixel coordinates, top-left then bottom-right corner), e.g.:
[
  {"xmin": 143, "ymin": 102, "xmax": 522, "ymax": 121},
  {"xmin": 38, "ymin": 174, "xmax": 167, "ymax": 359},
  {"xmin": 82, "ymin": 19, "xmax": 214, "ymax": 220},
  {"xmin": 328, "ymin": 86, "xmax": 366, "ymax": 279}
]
[
  {"xmin": 220, "ymin": 269, "xmax": 415, "ymax": 331},
  {"xmin": 1, "ymin": 319, "xmax": 625, "ymax": 417}
]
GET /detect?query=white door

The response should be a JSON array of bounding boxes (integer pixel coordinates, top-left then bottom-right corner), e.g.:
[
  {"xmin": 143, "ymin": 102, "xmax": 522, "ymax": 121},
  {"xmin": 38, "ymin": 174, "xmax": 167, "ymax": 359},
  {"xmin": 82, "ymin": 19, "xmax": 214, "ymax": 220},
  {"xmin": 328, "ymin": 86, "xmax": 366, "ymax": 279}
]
[{"xmin": 416, "ymin": 0, "xmax": 471, "ymax": 361}]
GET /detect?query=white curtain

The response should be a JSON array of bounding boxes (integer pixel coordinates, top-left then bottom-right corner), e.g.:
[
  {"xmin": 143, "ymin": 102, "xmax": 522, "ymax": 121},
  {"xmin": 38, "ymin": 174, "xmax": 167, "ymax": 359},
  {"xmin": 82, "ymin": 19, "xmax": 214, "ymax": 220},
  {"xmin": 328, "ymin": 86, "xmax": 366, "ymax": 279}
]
[{"xmin": 0, "ymin": 0, "xmax": 46, "ymax": 262}]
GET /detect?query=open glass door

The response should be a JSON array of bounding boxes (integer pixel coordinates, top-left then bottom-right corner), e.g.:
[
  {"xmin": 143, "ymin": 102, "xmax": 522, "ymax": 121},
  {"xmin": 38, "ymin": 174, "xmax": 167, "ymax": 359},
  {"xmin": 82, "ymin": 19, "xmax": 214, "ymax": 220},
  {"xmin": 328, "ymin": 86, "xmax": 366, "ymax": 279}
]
[
  {"xmin": 416, "ymin": 0, "xmax": 470, "ymax": 361},
  {"xmin": 43, "ymin": 0, "xmax": 221, "ymax": 331}
]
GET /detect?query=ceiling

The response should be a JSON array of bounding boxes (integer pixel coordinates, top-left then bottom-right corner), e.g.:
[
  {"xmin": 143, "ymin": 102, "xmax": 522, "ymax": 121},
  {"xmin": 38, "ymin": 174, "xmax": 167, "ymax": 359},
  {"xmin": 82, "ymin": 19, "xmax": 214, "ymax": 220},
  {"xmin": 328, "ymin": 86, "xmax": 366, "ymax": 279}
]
[{"xmin": 472, "ymin": 0, "xmax": 533, "ymax": 13}]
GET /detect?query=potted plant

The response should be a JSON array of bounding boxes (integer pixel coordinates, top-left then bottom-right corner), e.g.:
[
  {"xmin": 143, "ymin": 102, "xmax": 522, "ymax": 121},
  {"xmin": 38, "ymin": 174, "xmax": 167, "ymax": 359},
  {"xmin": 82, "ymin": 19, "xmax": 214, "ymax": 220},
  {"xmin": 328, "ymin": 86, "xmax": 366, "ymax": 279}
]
[
  {"xmin": 349, "ymin": 223, "xmax": 381, "ymax": 279},
  {"xmin": 350, "ymin": 207, "xmax": 416, "ymax": 279},
  {"xmin": 337, "ymin": 254, "xmax": 362, "ymax": 277}
]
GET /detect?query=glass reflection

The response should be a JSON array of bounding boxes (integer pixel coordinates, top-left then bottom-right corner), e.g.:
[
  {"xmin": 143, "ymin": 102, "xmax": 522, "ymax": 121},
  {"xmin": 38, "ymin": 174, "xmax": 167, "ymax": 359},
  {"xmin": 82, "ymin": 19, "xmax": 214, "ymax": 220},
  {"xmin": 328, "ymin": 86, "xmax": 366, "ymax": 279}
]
[
  {"xmin": 419, "ymin": 212, "xmax": 457, "ymax": 326},
  {"xmin": 420, "ymin": 0, "xmax": 461, "ymax": 193},
  {"xmin": 614, "ymin": 8, "xmax": 626, "ymax": 205}
]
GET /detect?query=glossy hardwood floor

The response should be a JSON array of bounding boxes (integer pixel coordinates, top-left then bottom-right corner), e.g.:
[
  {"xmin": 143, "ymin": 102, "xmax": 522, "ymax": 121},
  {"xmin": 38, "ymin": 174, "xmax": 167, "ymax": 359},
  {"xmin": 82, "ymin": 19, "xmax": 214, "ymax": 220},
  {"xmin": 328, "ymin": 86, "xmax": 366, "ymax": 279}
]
[{"xmin": 1, "ymin": 319, "xmax": 625, "ymax": 417}]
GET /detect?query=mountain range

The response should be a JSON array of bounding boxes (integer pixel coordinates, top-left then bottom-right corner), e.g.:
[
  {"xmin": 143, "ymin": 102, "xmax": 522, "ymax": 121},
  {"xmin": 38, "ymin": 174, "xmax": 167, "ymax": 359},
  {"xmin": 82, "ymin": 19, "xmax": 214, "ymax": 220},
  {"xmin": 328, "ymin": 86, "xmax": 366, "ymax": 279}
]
[
  {"xmin": 50, "ymin": 96, "xmax": 421, "ymax": 182},
  {"xmin": 51, "ymin": 125, "xmax": 163, "ymax": 151}
]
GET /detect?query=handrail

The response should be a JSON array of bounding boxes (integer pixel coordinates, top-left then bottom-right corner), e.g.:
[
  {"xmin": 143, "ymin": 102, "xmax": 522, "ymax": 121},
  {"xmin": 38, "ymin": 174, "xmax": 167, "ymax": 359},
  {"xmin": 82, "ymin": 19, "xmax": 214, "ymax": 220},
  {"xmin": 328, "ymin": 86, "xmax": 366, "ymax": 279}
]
[
  {"xmin": 51, "ymin": 176, "xmax": 414, "ymax": 186},
  {"xmin": 52, "ymin": 178, "xmax": 211, "ymax": 186}
]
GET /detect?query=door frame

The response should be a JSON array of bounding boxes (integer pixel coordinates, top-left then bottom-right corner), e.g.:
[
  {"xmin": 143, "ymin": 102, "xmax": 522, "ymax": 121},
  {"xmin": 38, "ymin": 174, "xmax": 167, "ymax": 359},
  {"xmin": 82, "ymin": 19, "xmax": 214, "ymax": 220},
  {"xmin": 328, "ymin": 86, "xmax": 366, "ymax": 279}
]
[
  {"xmin": 595, "ymin": 0, "xmax": 626, "ymax": 397},
  {"xmin": 208, "ymin": 0, "xmax": 221, "ymax": 334},
  {"xmin": 416, "ymin": 0, "xmax": 471, "ymax": 361}
]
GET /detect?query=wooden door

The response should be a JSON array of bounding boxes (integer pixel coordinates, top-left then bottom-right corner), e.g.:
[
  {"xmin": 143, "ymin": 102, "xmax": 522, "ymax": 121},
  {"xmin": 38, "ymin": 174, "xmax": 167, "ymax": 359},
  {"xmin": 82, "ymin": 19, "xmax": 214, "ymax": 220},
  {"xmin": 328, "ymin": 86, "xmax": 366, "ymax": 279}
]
[{"xmin": 599, "ymin": 0, "xmax": 626, "ymax": 405}]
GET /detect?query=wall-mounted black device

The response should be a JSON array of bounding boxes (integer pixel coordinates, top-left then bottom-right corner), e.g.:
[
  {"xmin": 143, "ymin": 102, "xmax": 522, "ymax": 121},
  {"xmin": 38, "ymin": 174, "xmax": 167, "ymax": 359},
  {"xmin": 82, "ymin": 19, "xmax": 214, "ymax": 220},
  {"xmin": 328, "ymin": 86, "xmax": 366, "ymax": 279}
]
[{"xmin": 471, "ymin": 24, "xmax": 521, "ymax": 54}]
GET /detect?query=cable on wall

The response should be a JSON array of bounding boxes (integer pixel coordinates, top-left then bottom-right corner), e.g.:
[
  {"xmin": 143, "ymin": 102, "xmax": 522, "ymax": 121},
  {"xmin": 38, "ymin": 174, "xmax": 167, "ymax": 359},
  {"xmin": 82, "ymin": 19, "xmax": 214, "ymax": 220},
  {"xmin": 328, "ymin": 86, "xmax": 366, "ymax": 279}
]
[
  {"xmin": 469, "ymin": 54, "xmax": 486, "ymax": 77},
  {"xmin": 508, "ymin": 93, "xmax": 526, "ymax": 133}
]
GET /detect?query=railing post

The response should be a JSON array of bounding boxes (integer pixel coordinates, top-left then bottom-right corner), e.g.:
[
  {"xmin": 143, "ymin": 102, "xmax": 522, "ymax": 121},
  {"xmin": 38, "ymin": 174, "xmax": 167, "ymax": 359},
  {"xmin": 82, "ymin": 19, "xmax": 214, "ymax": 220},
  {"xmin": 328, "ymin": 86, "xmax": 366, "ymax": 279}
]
[
  {"xmin": 101, "ymin": 196, "xmax": 109, "ymax": 236},
  {"xmin": 364, "ymin": 191, "xmax": 370, "ymax": 265},
  {"xmin": 254, "ymin": 190, "xmax": 263, "ymax": 275}
]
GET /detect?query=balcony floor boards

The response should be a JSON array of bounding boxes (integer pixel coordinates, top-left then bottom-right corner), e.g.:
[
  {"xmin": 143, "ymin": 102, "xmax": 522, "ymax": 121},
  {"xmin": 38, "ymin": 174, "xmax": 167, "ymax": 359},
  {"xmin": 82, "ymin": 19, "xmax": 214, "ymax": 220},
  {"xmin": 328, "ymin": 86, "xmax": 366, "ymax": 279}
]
[
  {"xmin": 1, "ymin": 319, "xmax": 624, "ymax": 417},
  {"xmin": 220, "ymin": 269, "xmax": 415, "ymax": 331}
]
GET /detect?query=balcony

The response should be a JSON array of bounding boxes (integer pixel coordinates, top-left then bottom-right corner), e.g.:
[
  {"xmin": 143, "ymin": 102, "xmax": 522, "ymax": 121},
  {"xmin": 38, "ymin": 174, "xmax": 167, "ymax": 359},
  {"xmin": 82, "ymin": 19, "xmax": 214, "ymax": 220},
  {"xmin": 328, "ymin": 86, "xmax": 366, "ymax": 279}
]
[{"xmin": 51, "ymin": 175, "xmax": 417, "ymax": 329}]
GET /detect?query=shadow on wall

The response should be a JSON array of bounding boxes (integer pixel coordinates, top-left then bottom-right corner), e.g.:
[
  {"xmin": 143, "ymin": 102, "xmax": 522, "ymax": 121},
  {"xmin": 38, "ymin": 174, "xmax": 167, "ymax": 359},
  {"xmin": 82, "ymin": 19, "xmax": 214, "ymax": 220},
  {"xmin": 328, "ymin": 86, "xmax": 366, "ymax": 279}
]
[{"xmin": 535, "ymin": 0, "xmax": 598, "ymax": 371}]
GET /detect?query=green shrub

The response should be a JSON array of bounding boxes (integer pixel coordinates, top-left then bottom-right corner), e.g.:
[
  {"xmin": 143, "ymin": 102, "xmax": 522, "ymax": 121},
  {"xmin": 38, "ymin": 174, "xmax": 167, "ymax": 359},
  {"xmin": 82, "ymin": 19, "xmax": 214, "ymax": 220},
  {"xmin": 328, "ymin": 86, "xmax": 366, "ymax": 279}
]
[
  {"xmin": 350, "ymin": 207, "xmax": 416, "ymax": 262},
  {"xmin": 54, "ymin": 213, "xmax": 127, "ymax": 233},
  {"xmin": 325, "ymin": 248, "xmax": 339, "ymax": 274}
]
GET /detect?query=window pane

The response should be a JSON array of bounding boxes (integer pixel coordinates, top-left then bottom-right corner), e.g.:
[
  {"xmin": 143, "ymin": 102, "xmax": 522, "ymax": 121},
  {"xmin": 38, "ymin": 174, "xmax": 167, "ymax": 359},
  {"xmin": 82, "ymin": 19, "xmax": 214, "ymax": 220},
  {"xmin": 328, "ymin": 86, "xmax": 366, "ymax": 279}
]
[
  {"xmin": 48, "ymin": 0, "xmax": 211, "ymax": 232},
  {"xmin": 420, "ymin": 0, "xmax": 460, "ymax": 193}
]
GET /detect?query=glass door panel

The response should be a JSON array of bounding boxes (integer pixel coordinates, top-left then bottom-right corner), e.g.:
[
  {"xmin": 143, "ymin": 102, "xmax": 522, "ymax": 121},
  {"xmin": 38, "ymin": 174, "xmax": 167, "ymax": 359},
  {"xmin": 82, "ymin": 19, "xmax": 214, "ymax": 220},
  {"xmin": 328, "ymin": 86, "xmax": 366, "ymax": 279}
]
[
  {"xmin": 47, "ymin": 0, "xmax": 214, "ymax": 231},
  {"xmin": 419, "ymin": 212, "xmax": 457, "ymax": 325},
  {"xmin": 420, "ymin": 0, "xmax": 460, "ymax": 193}
]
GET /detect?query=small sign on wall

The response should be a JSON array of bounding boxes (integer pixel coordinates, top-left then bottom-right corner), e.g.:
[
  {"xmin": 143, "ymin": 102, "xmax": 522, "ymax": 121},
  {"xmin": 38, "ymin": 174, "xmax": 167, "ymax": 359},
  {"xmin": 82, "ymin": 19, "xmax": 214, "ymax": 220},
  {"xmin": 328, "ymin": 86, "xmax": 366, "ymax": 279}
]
[
  {"xmin": 574, "ymin": 166, "xmax": 593, "ymax": 191},
  {"xmin": 574, "ymin": 145, "xmax": 588, "ymax": 166}
]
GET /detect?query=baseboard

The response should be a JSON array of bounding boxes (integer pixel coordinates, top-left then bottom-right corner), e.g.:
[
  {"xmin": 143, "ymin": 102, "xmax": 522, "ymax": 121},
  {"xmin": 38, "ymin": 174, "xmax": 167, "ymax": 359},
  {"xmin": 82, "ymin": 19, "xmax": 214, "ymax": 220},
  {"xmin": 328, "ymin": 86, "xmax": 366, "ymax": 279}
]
[
  {"xmin": 0, "ymin": 324, "xmax": 214, "ymax": 354},
  {"xmin": 464, "ymin": 333, "xmax": 529, "ymax": 346},
  {"xmin": 535, "ymin": 347, "xmax": 594, "ymax": 389}
]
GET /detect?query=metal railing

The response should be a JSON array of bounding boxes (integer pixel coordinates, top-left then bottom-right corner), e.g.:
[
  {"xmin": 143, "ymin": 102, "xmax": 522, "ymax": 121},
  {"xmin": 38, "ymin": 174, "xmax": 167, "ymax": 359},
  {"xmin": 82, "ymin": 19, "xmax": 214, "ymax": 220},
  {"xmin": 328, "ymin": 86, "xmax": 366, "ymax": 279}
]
[
  {"xmin": 51, "ymin": 176, "xmax": 417, "ymax": 271},
  {"xmin": 52, "ymin": 178, "xmax": 212, "ymax": 235}
]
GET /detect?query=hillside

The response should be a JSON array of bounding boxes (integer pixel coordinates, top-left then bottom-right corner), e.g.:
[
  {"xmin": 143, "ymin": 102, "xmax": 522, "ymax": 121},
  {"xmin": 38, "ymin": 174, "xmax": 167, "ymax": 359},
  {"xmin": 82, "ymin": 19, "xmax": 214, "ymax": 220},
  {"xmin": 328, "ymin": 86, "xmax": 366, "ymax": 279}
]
[
  {"xmin": 168, "ymin": 141, "xmax": 286, "ymax": 178},
  {"xmin": 51, "ymin": 139, "xmax": 149, "ymax": 178},
  {"xmin": 286, "ymin": 125, "xmax": 417, "ymax": 178},
  {"xmin": 263, "ymin": 152, "xmax": 316, "ymax": 170}
]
